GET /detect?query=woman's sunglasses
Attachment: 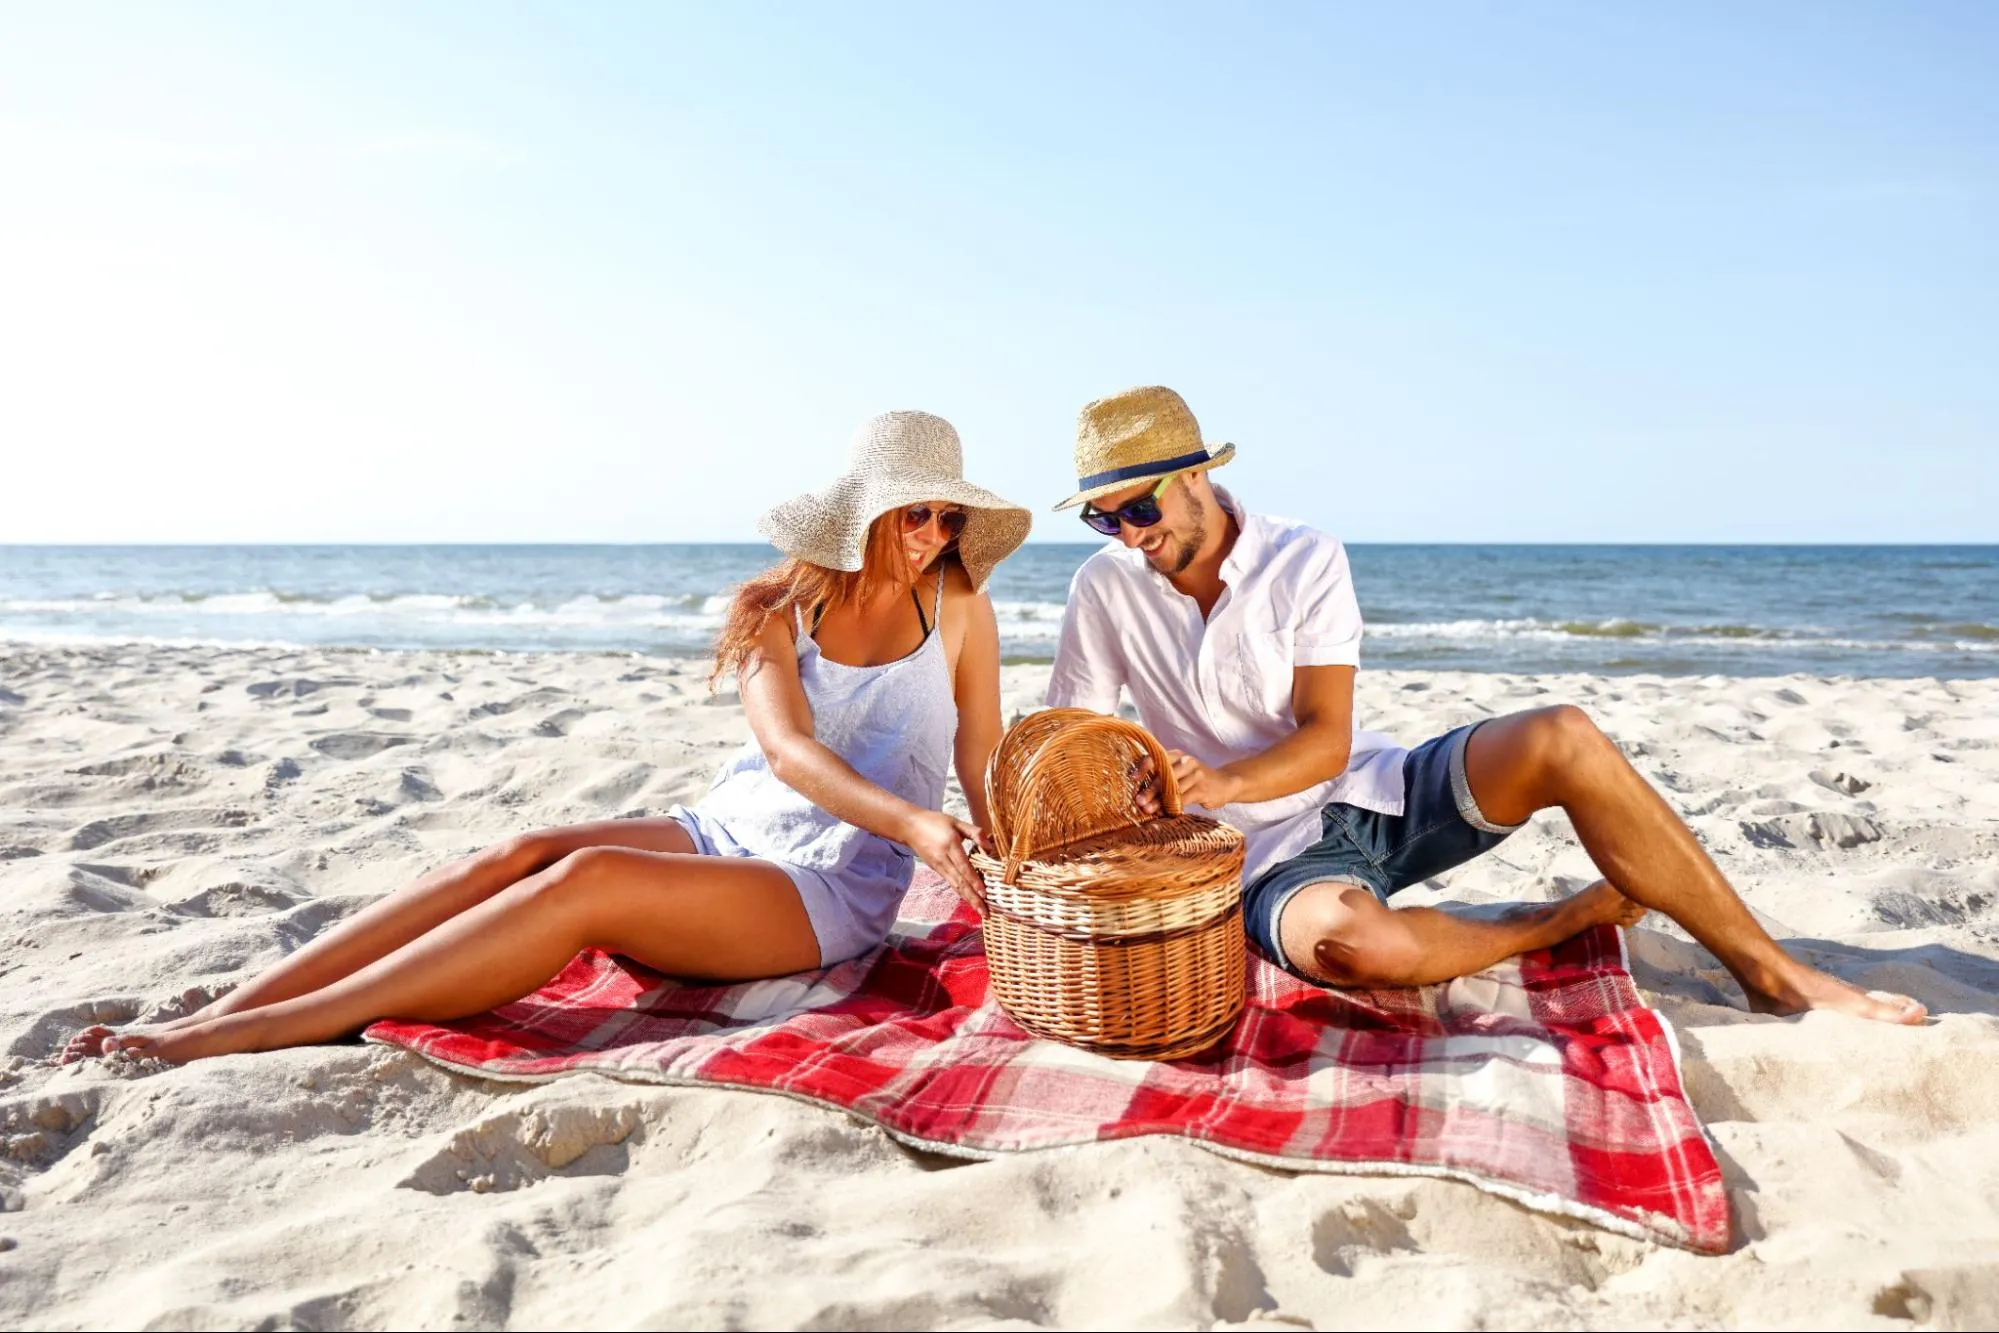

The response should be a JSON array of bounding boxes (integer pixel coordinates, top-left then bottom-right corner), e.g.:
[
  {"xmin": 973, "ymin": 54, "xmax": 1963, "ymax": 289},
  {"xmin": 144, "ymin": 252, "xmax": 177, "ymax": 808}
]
[
  {"xmin": 1079, "ymin": 473, "xmax": 1176, "ymax": 536},
  {"xmin": 900, "ymin": 504, "xmax": 968, "ymax": 539}
]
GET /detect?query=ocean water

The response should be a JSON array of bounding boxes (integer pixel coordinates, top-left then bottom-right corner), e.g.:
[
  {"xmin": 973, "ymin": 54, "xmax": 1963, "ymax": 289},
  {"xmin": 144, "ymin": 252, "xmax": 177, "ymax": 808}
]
[{"xmin": 1, "ymin": 544, "xmax": 1995, "ymax": 677}]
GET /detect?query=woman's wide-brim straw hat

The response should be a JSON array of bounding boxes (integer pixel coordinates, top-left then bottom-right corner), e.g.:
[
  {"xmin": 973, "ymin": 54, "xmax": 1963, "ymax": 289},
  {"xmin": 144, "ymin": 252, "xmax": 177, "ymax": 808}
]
[
  {"xmin": 757, "ymin": 411, "xmax": 1032, "ymax": 592},
  {"xmin": 1054, "ymin": 385, "xmax": 1235, "ymax": 511}
]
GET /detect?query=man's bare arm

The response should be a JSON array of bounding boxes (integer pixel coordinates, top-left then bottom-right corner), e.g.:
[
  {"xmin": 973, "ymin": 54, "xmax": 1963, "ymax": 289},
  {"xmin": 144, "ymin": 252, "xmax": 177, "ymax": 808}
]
[{"xmin": 1168, "ymin": 665, "xmax": 1355, "ymax": 809}]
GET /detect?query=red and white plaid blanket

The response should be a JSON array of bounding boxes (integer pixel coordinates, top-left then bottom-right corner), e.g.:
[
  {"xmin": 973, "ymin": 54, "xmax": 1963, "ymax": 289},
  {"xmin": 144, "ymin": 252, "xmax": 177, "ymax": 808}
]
[{"xmin": 366, "ymin": 872, "xmax": 1729, "ymax": 1252}]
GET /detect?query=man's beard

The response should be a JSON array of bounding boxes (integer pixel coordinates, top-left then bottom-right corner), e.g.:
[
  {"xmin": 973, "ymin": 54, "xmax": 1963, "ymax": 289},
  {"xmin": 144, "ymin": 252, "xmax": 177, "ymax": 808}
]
[{"xmin": 1163, "ymin": 519, "xmax": 1205, "ymax": 575}]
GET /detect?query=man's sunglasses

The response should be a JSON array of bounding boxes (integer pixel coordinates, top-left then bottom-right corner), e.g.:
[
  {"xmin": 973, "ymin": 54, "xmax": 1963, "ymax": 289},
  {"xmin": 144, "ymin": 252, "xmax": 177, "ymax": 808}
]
[
  {"xmin": 1079, "ymin": 473, "xmax": 1176, "ymax": 536},
  {"xmin": 901, "ymin": 504, "xmax": 968, "ymax": 540}
]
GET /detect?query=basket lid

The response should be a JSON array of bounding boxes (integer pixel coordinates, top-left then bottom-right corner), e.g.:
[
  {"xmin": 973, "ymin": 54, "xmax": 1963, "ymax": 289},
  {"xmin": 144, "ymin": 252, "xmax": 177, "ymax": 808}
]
[{"xmin": 985, "ymin": 709, "xmax": 1187, "ymax": 882}]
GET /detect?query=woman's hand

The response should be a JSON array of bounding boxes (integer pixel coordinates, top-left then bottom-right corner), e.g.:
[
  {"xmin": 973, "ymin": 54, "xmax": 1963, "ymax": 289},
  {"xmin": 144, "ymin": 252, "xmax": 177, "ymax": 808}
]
[{"xmin": 902, "ymin": 808, "xmax": 992, "ymax": 912}]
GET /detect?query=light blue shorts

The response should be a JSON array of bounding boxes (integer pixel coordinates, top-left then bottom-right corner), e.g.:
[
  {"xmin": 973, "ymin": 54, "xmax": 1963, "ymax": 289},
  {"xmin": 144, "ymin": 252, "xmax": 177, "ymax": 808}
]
[{"xmin": 665, "ymin": 805, "xmax": 899, "ymax": 968}]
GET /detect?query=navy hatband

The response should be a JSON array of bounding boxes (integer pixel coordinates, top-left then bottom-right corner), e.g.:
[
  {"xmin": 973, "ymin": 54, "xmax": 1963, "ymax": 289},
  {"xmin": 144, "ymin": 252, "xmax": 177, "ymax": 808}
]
[{"xmin": 1076, "ymin": 449, "xmax": 1213, "ymax": 492}]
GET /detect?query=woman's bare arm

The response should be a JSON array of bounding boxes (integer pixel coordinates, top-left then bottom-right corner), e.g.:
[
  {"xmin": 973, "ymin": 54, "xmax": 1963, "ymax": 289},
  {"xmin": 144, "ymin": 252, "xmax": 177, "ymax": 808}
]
[
  {"xmin": 738, "ymin": 611, "xmax": 988, "ymax": 905},
  {"xmin": 950, "ymin": 580, "xmax": 1003, "ymax": 837}
]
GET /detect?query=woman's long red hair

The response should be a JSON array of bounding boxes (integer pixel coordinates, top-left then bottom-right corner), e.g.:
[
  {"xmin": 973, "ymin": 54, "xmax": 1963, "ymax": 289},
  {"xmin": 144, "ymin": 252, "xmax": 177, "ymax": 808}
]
[{"xmin": 710, "ymin": 514, "xmax": 939, "ymax": 689}]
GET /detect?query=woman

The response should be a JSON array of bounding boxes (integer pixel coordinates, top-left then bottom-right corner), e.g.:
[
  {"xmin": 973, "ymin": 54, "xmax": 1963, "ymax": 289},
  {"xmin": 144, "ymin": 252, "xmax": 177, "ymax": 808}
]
[{"xmin": 65, "ymin": 410, "xmax": 1030, "ymax": 1064}]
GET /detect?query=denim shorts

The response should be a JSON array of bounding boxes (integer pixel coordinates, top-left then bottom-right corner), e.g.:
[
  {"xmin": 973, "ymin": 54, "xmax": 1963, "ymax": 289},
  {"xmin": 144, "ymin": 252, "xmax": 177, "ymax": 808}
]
[{"xmin": 1241, "ymin": 723, "xmax": 1523, "ymax": 978}]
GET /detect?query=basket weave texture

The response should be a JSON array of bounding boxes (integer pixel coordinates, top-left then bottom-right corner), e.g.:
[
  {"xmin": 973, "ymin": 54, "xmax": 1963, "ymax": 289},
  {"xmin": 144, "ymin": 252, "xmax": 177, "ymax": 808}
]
[{"xmin": 971, "ymin": 708, "xmax": 1246, "ymax": 1061}]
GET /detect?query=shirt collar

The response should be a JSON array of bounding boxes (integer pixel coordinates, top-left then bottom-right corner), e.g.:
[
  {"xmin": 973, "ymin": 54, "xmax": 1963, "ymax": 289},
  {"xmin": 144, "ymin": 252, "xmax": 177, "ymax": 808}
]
[{"xmin": 1213, "ymin": 484, "xmax": 1261, "ymax": 583}]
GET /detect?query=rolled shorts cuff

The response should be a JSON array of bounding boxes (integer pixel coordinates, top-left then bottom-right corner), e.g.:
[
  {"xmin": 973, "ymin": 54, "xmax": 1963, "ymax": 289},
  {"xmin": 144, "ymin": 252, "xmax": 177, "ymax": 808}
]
[{"xmin": 1447, "ymin": 721, "xmax": 1526, "ymax": 836}]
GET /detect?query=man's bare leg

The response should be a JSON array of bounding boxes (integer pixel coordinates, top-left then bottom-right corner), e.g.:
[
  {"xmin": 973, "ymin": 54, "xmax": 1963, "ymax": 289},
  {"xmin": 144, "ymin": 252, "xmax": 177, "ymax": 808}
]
[
  {"xmin": 1463, "ymin": 706, "xmax": 1923, "ymax": 1024},
  {"xmin": 61, "ymin": 818, "xmax": 698, "ymax": 1061},
  {"xmin": 1280, "ymin": 878, "xmax": 1647, "ymax": 987}
]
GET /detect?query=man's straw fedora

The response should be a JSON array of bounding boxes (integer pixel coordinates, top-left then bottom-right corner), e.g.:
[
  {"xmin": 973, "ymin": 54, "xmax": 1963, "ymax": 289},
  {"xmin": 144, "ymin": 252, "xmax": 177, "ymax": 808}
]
[
  {"xmin": 1054, "ymin": 385, "xmax": 1235, "ymax": 512},
  {"xmin": 758, "ymin": 411, "xmax": 1032, "ymax": 591}
]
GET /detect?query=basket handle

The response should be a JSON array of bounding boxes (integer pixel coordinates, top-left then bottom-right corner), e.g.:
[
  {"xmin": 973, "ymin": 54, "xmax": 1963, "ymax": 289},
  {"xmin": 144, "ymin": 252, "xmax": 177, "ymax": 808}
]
[{"xmin": 983, "ymin": 709, "xmax": 1184, "ymax": 884}]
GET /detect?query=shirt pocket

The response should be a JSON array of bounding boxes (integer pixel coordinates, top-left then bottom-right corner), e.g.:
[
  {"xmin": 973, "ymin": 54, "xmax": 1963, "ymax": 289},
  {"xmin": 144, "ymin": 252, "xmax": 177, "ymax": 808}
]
[{"xmin": 1223, "ymin": 624, "xmax": 1295, "ymax": 717}]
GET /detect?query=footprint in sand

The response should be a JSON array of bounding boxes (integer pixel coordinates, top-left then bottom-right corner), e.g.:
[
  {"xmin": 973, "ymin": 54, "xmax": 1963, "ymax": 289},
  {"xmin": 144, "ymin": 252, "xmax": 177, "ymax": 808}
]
[
  {"xmin": 66, "ymin": 753, "xmax": 208, "ymax": 790},
  {"xmin": 246, "ymin": 678, "xmax": 334, "ymax": 699},
  {"xmin": 67, "ymin": 808, "xmax": 253, "ymax": 852},
  {"xmin": 309, "ymin": 733, "xmax": 413, "ymax": 761},
  {"xmin": 170, "ymin": 882, "xmax": 303, "ymax": 918},
  {"xmin": 467, "ymin": 686, "xmax": 572, "ymax": 720},
  {"xmin": 397, "ymin": 1104, "xmax": 640, "ymax": 1195},
  {"xmin": 68, "ymin": 862, "xmax": 164, "ymax": 889},
  {"xmin": 356, "ymin": 768, "xmax": 445, "ymax": 814},
  {"xmin": 1, "ymin": 1091, "xmax": 101, "ymax": 1169},
  {"xmin": 535, "ymin": 708, "xmax": 592, "ymax": 737},
  {"xmin": 1738, "ymin": 812, "xmax": 1887, "ymax": 851}
]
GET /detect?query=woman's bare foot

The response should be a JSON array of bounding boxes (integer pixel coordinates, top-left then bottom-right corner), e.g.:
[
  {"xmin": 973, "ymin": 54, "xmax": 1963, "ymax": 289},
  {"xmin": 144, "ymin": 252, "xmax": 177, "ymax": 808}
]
[
  {"xmin": 1746, "ymin": 965, "xmax": 1927, "ymax": 1025},
  {"xmin": 92, "ymin": 1021, "xmax": 242, "ymax": 1065},
  {"xmin": 58, "ymin": 988, "xmax": 227, "ymax": 1063},
  {"xmin": 59, "ymin": 1025, "xmax": 117, "ymax": 1064}
]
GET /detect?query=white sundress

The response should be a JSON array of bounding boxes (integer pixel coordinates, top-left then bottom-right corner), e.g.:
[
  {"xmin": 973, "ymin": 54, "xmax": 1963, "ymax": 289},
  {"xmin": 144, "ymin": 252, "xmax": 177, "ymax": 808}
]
[{"xmin": 668, "ymin": 576, "xmax": 957, "ymax": 965}]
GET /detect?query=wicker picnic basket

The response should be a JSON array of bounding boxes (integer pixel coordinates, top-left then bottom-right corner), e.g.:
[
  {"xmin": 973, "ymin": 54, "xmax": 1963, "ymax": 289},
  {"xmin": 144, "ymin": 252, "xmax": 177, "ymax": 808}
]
[{"xmin": 971, "ymin": 708, "xmax": 1246, "ymax": 1061}]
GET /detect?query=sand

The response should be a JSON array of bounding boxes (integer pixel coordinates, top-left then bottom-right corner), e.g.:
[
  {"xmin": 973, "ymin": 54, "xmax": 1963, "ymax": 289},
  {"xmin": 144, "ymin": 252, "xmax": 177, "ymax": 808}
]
[{"xmin": 1, "ymin": 642, "xmax": 1996, "ymax": 1330}]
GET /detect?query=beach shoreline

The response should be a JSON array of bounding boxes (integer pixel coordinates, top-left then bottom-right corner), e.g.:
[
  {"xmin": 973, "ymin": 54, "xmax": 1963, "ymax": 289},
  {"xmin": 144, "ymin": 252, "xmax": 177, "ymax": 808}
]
[
  {"xmin": 2, "ymin": 642, "xmax": 1996, "ymax": 1328},
  {"xmin": 6, "ymin": 542, "xmax": 1997, "ymax": 679}
]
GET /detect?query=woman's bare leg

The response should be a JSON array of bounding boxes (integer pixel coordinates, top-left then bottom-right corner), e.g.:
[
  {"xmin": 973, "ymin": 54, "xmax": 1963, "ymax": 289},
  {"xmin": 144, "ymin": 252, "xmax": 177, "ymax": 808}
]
[
  {"xmin": 62, "ymin": 819, "xmax": 697, "ymax": 1061},
  {"xmin": 98, "ymin": 846, "xmax": 820, "ymax": 1064}
]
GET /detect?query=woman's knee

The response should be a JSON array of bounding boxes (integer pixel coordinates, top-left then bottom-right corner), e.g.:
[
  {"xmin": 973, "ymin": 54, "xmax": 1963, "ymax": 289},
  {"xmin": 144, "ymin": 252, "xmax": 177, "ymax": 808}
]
[
  {"xmin": 495, "ymin": 830, "xmax": 564, "ymax": 877},
  {"xmin": 513, "ymin": 846, "xmax": 628, "ymax": 918}
]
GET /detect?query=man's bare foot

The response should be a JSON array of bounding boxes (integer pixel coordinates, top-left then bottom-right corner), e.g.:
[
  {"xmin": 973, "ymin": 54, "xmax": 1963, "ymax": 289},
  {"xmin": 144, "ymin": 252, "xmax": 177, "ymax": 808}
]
[
  {"xmin": 1566, "ymin": 880, "xmax": 1649, "ymax": 932},
  {"xmin": 1746, "ymin": 965, "xmax": 1927, "ymax": 1025}
]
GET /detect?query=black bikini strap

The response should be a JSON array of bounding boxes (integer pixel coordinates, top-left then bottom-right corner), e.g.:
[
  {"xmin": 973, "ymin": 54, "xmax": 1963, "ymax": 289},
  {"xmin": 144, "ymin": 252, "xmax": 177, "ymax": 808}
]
[{"xmin": 911, "ymin": 571, "xmax": 944, "ymax": 637}]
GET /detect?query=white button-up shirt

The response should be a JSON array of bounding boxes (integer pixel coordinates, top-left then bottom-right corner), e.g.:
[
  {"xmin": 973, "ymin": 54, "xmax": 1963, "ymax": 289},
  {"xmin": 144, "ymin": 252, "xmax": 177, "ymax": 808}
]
[{"xmin": 1045, "ymin": 487, "xmax": 1406, "ymax": 884}]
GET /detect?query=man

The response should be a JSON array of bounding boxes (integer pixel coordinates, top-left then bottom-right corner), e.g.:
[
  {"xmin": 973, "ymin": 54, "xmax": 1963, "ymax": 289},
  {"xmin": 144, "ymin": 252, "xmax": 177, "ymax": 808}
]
[{"xmin": 1046, "ymin": 385, "xmax": 1922, "ymax": 1022}]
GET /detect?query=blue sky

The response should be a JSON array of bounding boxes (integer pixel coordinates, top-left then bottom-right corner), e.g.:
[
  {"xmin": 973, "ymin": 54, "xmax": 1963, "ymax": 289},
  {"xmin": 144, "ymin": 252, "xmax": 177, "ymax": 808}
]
[{"xmin": 2, "ymin": 3, "xmax": 1992, "ymax": 543}]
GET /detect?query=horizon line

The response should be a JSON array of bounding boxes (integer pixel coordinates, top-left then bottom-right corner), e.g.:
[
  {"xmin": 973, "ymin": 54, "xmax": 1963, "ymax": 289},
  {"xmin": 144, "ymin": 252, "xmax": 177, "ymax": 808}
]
[{"xmin": 2, "ymin": 540, "xmax": 1995, "ymax": 551}]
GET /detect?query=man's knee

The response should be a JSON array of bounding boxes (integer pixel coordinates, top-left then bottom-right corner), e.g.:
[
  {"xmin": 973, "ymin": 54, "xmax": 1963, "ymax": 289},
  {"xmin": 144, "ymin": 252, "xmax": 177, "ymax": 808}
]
[
  {"xmin": 1532, "ymin": 701, "xmax": 1605, "ymax": 753},
  {"xmin": 1508, "ymin": 704, "xmax": 1618, "ymax": 786},
  {"xmin": 1279, "ymin": 884, "xmax": 1421, "ymax": 987}
]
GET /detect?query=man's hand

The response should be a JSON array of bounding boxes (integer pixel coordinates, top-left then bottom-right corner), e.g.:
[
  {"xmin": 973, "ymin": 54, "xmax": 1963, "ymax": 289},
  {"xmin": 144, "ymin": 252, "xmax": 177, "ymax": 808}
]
[
  {"xmin": 1128, "ymin": 752, "xmax": 1164, "ymax": 818},
  {"xmin": 1168, "ymin": 750, "xmax": 1245, "ymax": 810},
  {"xmin": 902, "ymin": 808, "xmax": 992, "ymax": 912}
]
